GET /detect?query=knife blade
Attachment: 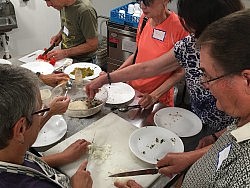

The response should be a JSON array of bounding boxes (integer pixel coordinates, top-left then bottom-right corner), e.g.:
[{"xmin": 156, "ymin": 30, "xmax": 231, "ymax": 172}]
[
  {"xmin": 109, "ymin": 168, "xmax": 159, "ymax": 177},
  {"xmin": 42, "ymin": 43, "xmax": 56, "ymax": 56}
]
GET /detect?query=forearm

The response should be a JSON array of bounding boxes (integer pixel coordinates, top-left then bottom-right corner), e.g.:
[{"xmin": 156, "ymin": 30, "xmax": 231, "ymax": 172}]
[
  {"xmin": 109, "ymin": 48, "xmax": 179, "ymax": 83},
  {"xmin": 214, "ymin": 128, "xmax": 226, "ymax": 138},
  {"xmin": 117, "ymin": 54, "xmax": 134, "ymax": 70},
  {"xmin": 64, "ymin": 37, "xmax": 98, "ymax": 57},
  {"xmin": 42, "ymin": 152, "xmax": 70, "ymax": 167},
  {"xmin": 150, "ymin": 68, "xmax": 185, "ymax": 100},
  {"xmin": 186, "ymin": 145, "xmax": 212, "ymax": 165}
]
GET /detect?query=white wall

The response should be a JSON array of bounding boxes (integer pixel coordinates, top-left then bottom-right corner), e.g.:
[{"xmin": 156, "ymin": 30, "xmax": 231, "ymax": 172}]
[
  {"xmin": 5, "ymin": 0, "xmax": 60, "ymax": 58},
  {"xmin": 1, "ymin": 0, "xmax": 250, "ymax": 59},
  {"xmin": 2, "ymin": 0, "xmax": 132, "ymax": 58}
]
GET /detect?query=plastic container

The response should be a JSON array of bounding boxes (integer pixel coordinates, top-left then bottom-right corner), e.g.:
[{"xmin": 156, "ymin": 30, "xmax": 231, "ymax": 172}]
[{"xmin": 110, "ymin": 3, "xmax": 141, "ymax": 27}]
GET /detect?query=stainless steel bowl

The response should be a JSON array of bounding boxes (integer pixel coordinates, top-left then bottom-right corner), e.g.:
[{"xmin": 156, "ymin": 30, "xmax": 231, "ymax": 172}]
[{"xmin": 52, "ymin": 80, "xmax": 108, "ymax": 117}]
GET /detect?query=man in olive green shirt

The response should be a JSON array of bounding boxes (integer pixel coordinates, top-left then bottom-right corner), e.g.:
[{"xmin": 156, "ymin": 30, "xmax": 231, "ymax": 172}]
[{"xmin": 45, "ymin": 0, "xmax": 98, "ymax": 63}]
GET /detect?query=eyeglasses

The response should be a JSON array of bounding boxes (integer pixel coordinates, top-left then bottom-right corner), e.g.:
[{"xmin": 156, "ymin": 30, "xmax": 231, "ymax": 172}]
[
  {"xmin": 136, "ymin": 0, "xmax": 153, "ymax": 7},
  {"xmin": 198, "ymin": 68, "xmax": 234, "ymax": 86},
  {"xmin": 31, "ymin": 107, "xmax": 50, "ymax": 116}
]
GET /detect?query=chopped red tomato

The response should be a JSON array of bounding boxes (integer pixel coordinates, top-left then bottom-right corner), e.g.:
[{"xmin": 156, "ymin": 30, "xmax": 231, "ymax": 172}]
[
  {"xmin": 49, "ymin": 57, "xmax": 56, "ymax": 66},
  {"xmin": 36, "ymin": 53, "xmax": 56, "ymax": 66}
]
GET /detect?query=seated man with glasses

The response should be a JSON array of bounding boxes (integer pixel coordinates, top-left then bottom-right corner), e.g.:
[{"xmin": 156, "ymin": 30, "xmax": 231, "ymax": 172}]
[{"xmin": 0, "ymin": 65, "xmax": 92, "ymax": 188}]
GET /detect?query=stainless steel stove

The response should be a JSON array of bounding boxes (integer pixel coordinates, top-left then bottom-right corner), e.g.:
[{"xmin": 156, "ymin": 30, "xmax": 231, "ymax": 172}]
[{"xmin": 107, "ymin": 21, "xmax": 137, "ymax": 72}]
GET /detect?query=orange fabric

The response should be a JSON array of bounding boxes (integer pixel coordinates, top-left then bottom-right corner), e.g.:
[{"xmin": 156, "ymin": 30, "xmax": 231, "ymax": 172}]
[{"xmin": 129, "ymin": 12, "xmax": 188, "ymax": 106}]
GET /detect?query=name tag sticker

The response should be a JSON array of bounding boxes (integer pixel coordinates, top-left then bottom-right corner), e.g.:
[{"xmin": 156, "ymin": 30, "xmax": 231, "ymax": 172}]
[
  {"xmin": 217, "ymin": 144, "xmax": 231, "ymax": 171},
  {"xmin": 152, "ymin": 29, "xmax": 166, "ymax": 41},
  {"xmin": 63, "ymin": 26, "xmax": 69, "ymax": 36}
]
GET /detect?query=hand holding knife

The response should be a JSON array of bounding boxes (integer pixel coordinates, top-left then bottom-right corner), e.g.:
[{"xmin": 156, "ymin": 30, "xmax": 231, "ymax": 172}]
[
  {"xmin": 42, "ymin": 43, "xmax": 56, "ymax": 56},
  {"xmin": 109, "ymin": 166, "xmax": 190, "ymax": 188}
]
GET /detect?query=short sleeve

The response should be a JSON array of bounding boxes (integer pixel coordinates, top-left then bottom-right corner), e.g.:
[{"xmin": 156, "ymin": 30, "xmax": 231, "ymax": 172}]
[
  {"xmin": 174, "ymin": 34, "xmax": 197, "ymax": 68},
  {"xmin": 79, "ymin": 8, "xmax": 98, "ymax": 39}
]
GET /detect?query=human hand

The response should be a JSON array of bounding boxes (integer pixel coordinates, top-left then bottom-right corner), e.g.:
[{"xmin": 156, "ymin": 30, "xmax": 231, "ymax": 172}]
[
  {"xmin": 61, "ymin": 139, "xmax": 90, "ymax": 163},
  {"xmin": 47, "ymin": 49, "xmax": 67, "ymax": 61},
  {"xmin": 196, "ymin": 135, "xmax": 216, "ymax": 149},
  {"xmin": 157, "ymin": 152, "xmax": 192, "ymax": 178},
  {"xmin": 39, "ymin": 73, "xmax": 69, "ymax": 87},
  {"xmin": 50, "ymin": 34, "xmax": 62, "ymax": 46},
  {"xmin": 71, "ymin": 160, "xmax": 93, "ymax": 188},
  {"xmin": 85, "ymin": 75, "xmax": 107, "ymax": 99},
  {"xmin": 114, "ymin": 180, "xmax": 142, "ymax": 188},
  {"xmin": 48, "ymin": 96, "xmax": 70, "ymax": 116},
  {"xmin": 138, "ymin": 93, "xmax": 158, "ymax": 109}
]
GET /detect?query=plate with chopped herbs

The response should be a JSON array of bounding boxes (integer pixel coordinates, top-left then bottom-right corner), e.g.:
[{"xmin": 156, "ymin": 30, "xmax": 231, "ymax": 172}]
[
  {"xmin": 64, "ymin": 62, "xmax": 102, "ymax": 80},
  {"xmin": 154, "ymin": 107, "xmax": 202, "ymax": 137},
  {"xmin": 129, "ymin": 126, "xmax": 184, "ymax": 164}
]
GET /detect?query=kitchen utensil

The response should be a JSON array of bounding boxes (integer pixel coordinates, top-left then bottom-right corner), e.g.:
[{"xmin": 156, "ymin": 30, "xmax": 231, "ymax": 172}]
[
  {"xmin": 103, "ymin": 82, "xmax": 135, "ymax": 104},
  {"xmin": 64, "ymin": 79, "xmax": 73, "ymax": 96},
  {"xmin": 118, "ymin": 104, "xmax": 141, "ymax": 112},
  {"xmin": 64, "ymin": 63, "xmax": 102, "ymax": 80},
  {"xmin": 0, "ymin": 58, "xmax": 12, "ymax": 65},
  {"xmin": 154, "ymin": 107, "xmax": 202, "ymax": 137},
  {"xmin": 21, "ymin": 61, "xmax": 54, "ymax": 75},
  {"xmin": 52, "ymin": 83, "xmax": 108, "ymax": 118},
  {"xmin": 129, "ymin": 126, "xmax": 184, "ymax": 164},
  {"xmin": 32, "ymin": 115, "xmax": 67, "ymax": 147},
  {"xmin": 42, "ymin": 43, "xmax": 56, "ymax": 56},
  {"xmin": 109, "ymin": 168, "xmax": 159, "ymax": 177}
]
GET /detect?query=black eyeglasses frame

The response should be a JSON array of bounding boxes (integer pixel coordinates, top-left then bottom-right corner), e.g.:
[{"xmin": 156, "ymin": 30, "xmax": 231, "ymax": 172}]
[
  {"xmin": 136, "ymin": 0, "xmax": 152, "ymax": 7},
  {"xmin": 198, "ymin": 68, "xmax": 238, "ymax": 85},
  {"xmin": 31, "ymin": 107, "xmax": 50, "ymax": 116}
]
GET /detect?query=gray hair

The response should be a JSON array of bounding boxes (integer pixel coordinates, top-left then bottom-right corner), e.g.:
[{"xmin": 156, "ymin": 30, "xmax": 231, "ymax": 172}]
[
  {"xmin": 0, "ymin": 65, "xmax": 39, "ymax": 149},
  {"xmin": 197, "ymin": 9, "xmax": 250, "ymax": 74}
]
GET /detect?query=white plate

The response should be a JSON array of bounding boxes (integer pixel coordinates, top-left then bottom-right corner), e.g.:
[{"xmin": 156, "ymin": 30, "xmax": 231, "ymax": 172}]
[
  {"xmin": 129, "ymin": 126, "xmax": 184, "ymax": 164},
  {"xmin": 21, "ymin": 61, "xmax": 54, "ymax": 75},
  {"xmin": 18, "ymin": 50, "xmax": 73, "ymax": 70},
  {"xmin": 32, "ymin": 115, "xmax": 67, "ymax": 147},
  {"xmin": 154, "ymin": 107, "xmax": 202, "ymax": 137},
  {"xmin": 103, "ymin": 82, "xmax": 135, "ymax": 104},
  {"xmin": 64, "ymin": 62, "xmax": 102, "ymax": 80},
  {"xmin": 0, "ymin": 59, "xmax": 12, "ymax": 65}
]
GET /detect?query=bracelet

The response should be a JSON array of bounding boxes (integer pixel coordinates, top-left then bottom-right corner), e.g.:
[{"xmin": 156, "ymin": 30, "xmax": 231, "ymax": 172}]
[
  {"xmin": 212, "ymin": 133, "xmax": 218, "ymax": 141},
  {"xmin": 36, "ymin": 72, "xmax": 41, "ymax": 77},
  {"xmin": 107, "ymin": 72, "xmax": 111, "ymax": 85}
]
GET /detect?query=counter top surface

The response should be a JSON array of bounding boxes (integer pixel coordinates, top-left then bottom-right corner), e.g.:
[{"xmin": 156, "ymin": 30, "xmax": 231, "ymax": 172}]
[{"xmin": 9, "ymin": 56, "xmax": 199, "ymax": 188}]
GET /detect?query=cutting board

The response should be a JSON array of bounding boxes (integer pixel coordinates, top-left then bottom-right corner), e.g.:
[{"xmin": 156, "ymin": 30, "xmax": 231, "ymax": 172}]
[
  {"xmin": 44, "ymin": 113, "xmax": 160, "ymax": 188},
  {"xmin": 18, "ymin": 50, "xmax": 73, "ymax": 70}
]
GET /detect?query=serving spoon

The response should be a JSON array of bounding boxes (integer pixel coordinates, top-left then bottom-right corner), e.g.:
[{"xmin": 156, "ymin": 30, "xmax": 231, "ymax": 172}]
[{"xmin": 64, "ymin": 79, "xmax": 73, "ymax": 96}]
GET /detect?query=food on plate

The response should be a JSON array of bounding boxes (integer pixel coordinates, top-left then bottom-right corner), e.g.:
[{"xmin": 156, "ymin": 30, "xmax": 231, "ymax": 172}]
[
  {"xmin": 40, "ymin": 89, "xmax": 52, "ymax": 101},
  {"xmin": 68, "ymin": 98, "xmax": 103, "ymax": 110},
  {"xmin": 70, "ymin": 67, "xmax": 94, "ymax": 78},
  {"xmin": 37, "ymin": 53, "xmax": 56, "ymax": 66}
]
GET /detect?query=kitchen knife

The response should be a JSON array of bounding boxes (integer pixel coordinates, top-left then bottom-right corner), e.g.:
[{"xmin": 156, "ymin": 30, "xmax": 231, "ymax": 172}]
[
  {"xmin": 42, "ymin": 43, "xmax": 56, "ymax": 56},
  {"xmin": 109, "ymin": 168, "xmax": 159, "ymax": 177}
]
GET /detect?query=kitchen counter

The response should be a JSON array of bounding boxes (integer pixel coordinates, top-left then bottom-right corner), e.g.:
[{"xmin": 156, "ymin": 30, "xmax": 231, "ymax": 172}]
[{"xmin": 9, "ymin": 56, "xmax": 198, "ymax": 188}]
